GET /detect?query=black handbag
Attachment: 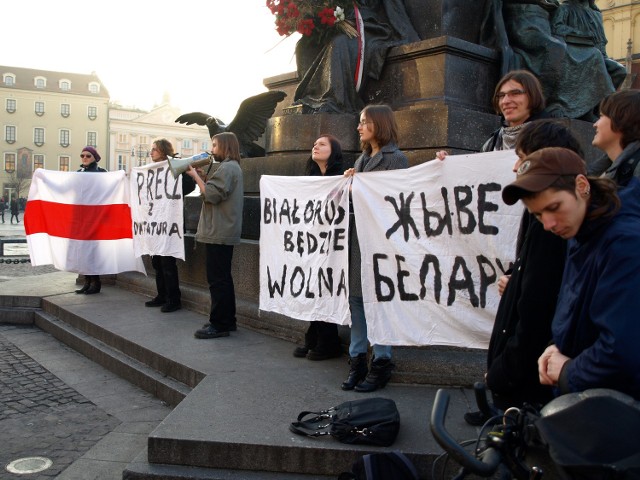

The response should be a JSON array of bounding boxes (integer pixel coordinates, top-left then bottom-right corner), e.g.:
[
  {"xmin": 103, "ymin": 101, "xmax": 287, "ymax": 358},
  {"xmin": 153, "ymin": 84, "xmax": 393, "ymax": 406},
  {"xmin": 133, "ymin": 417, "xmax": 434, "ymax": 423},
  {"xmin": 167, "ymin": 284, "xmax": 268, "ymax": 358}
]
[{"xmin": 289, "ymin": 397, "xmax": 400, "ymax": 447}]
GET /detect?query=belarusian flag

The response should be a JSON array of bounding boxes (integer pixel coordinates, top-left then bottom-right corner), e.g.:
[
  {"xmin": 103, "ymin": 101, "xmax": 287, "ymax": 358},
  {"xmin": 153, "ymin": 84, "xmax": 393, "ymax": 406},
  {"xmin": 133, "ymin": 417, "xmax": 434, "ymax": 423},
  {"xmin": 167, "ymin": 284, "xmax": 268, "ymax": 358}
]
[{"xmin": 24, "ymin": 169, "xmax": 144, "ymax": 275}]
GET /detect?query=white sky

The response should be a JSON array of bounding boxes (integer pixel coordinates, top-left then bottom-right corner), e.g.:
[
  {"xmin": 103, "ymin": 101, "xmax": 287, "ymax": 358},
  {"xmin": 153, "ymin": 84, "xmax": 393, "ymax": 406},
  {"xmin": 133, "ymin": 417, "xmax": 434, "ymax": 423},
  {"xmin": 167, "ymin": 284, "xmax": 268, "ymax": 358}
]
[{"xmin": 5, "ymin": 0, "xmax": 299, "ymax": 122}]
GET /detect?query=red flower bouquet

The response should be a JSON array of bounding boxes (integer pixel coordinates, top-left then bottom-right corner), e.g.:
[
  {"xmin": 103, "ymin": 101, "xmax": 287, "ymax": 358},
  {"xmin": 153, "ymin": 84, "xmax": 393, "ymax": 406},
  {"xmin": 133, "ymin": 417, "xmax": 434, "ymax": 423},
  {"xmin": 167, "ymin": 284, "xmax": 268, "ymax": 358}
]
[{"xmin": 267, "ymin": 0, "xmax": 357, "ymax": 44}]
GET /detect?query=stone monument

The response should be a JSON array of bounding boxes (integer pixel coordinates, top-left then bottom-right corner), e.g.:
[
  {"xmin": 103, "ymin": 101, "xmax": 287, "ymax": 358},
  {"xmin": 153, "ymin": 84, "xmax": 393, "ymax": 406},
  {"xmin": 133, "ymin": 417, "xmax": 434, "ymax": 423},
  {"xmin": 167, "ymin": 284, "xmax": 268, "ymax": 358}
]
[{"xmin": 126, "ymin": 0, "xmax": 606, "ymax": 386}]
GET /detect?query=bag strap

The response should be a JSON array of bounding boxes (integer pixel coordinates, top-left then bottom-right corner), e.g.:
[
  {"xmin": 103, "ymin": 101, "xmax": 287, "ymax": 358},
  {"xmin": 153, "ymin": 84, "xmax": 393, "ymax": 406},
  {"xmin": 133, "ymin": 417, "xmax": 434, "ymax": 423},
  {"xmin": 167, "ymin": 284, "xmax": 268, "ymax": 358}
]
[
  {"xmin": 296, "ymin": 410, "xmax": 332, "ymax": 422},
  {"xmin": 289, "ymin": 420, "xmax": 332, "ymax": 438}
]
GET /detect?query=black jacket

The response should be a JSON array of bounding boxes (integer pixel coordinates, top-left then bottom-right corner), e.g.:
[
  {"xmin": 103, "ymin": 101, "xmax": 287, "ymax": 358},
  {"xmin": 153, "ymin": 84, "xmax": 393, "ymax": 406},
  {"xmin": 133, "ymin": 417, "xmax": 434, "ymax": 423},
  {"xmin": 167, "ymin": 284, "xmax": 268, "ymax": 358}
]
[{"xmin": 486, "ymin": 212, "xmax": 565, "ymax": 409}]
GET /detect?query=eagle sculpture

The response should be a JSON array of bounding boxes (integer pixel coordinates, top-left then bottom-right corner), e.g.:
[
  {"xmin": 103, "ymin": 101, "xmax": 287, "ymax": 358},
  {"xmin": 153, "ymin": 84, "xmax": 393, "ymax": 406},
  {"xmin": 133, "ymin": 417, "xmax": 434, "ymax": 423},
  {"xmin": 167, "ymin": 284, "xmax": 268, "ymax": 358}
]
[{"xmin": 175, "ymin": 90, "xmax": 287, "ymax": 158}]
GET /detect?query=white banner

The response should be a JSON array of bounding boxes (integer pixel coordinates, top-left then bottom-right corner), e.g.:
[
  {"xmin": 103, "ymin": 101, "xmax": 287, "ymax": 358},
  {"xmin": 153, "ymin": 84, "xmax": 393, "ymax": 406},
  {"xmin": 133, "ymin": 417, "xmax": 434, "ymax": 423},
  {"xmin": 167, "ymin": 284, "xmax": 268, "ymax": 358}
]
[
  {"xmin": 259, "ymin": 174, "xmax": 352, "ymax": 326},
  {"xmin": 352, "ymin": 150, "xmax": 522, "ymax": 348},
  {"xmin": 130, "ymin": 161, "xmax": 186, "ymax": 260}
]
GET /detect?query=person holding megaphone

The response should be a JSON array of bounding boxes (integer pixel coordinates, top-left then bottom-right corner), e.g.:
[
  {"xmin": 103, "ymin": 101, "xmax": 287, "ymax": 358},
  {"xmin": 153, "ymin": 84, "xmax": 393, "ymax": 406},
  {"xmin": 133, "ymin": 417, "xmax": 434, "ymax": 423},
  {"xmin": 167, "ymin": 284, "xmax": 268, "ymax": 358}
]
[
  {"xmin": 186, "ymin": 132, "xmax": 244, "ymax": 339},
  {"xmin": 144, "ymin": 138, "xmax": 196, "ymax": 312}
]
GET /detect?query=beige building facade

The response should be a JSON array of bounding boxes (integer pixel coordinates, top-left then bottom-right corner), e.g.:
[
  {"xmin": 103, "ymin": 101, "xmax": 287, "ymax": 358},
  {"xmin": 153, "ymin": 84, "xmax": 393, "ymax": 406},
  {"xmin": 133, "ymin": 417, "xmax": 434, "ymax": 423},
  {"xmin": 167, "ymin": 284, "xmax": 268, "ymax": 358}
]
[
  {"xmin": 108, "ymin": 100, "xmax": 211, "ymax": 175},
  {"xmin": 597, "ymin": 0, "xmax": 640, "ymax": 88},
  {"xmin": 0, "ymin": 66, "xmax": 109, "ymax": 201},
  {"xmin": 1, "ymin": 65, "xmax": 211, "ymax": 204}
]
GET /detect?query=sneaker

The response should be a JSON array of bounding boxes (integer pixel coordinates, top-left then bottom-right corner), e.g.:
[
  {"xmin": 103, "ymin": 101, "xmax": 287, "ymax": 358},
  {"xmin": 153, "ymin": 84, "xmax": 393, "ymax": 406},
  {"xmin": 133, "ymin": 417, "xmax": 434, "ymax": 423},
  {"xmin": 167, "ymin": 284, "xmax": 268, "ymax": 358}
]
[
  {"xmin": 145, "ymin": 297, "xmax": 165, "ymax": 307},
  {"xmin": 194, "ymin": 325, "xmax": 230, "ymax": 339},
  {"xmin": 160, "ymin": 302, "xmax": 181, "ymax": 313}
]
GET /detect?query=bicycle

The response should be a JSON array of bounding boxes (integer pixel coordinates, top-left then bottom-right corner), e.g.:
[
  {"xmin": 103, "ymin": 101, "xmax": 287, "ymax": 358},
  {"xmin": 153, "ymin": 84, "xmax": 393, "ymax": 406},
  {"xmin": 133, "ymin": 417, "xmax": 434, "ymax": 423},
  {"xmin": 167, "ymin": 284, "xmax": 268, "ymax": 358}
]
[{"xmin": 430, "ymin": 386, "xmax": 640, "ymax": 480}]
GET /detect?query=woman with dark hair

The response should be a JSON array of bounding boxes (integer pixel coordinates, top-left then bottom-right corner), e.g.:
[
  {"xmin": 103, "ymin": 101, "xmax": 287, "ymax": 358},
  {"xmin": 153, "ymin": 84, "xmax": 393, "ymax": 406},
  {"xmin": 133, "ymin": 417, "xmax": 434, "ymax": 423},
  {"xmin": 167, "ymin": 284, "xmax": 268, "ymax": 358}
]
[
  {"xmin": 187, "ymin": 132, "xmax": 243, "ymax": 339},
  {"xmin": 293, "ymin": 134, "xmax": 345, "ymax": 360},
  {"xmin": 144, "ymin": 138, "xmax": 196, "ymax": 313},
  {"xmin": 342, "ymin": 104, "xmax": 408, "ymax": 392},
  {"xmin": 502, "ymin": 147, "xmax": 640, "ymax": 400},
  {"xmin": 75, "ymin": 146, "xmax": 106, "ymax": 295},
  {"xmin": 482, "ymin": 70, "xmax": 548, "ymax": 152},
  {"xmin": 592, "ymin": 89, "xmax": 640, "ymax": 185}
]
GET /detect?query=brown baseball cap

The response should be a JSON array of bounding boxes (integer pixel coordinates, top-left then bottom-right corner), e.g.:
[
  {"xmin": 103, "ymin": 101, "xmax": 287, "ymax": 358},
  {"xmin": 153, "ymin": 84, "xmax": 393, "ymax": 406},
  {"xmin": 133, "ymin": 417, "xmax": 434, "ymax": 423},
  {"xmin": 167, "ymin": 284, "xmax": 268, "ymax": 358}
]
[{"xmin": 502, "ymin": 147, "xmax": 587, "ymax": 205}]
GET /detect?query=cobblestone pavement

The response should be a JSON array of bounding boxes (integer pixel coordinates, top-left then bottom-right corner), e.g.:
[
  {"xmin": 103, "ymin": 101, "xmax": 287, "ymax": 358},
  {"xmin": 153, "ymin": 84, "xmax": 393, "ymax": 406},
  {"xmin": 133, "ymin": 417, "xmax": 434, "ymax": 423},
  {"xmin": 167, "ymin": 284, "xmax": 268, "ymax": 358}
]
[{"xmin": 0, "ymin": 329, "xmax": 121, "ymax": 479}]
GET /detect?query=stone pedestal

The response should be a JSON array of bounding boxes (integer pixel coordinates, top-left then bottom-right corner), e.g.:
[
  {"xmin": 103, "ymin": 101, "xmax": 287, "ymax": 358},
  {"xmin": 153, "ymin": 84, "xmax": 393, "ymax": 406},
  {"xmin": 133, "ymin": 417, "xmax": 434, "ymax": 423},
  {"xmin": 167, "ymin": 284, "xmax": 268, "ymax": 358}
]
[{"xmin": 131, "ymin": 1, "xmax": 602, "ymax": 386}]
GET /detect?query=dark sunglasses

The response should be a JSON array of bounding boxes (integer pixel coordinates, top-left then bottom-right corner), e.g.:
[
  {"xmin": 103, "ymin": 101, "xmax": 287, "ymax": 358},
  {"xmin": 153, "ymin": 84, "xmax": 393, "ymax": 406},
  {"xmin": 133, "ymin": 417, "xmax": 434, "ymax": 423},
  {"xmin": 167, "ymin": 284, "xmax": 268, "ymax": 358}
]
[{"xmin": 80, "ymin": 154, "xmax": 93, "ymax": 158}]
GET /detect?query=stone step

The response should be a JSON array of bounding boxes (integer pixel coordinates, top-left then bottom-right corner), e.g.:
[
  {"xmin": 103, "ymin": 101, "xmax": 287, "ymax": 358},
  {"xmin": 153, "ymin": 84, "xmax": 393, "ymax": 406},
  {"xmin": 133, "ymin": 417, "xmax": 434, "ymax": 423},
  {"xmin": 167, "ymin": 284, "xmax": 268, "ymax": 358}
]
[
  {"xmin": 123, "ymin": 450, "xmax": 335, "ymax": 480},
  {"xmin": 34, "ymin": 309, "xmax": 192, "ymax": 407},
  {"xmin": 115, "ymin": 271, "xmax": 486, "ymax": 387},
  {"xmin": 0, "ymin": 306, "xmax": 37, "ymax": 324},
  {"xmin": 2, "ymin": 274, "xmax": 480, "ymax": 478}
]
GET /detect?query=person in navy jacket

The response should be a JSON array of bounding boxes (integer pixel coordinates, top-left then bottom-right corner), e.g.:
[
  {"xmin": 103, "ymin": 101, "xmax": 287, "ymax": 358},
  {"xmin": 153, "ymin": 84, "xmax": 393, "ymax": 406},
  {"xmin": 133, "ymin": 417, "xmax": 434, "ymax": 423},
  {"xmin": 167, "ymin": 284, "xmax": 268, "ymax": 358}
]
[{"xmin": 503, "ymin": 147, "xmax": 640, "ymax": 400}]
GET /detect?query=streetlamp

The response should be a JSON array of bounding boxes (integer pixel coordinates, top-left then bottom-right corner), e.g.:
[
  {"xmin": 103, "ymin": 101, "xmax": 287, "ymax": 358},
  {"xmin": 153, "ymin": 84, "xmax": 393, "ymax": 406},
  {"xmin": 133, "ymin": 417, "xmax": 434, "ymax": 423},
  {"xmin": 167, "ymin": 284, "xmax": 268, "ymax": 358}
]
[{"xmin": 131, "ymin": 145, "xmax": 149, "ymax": 167}]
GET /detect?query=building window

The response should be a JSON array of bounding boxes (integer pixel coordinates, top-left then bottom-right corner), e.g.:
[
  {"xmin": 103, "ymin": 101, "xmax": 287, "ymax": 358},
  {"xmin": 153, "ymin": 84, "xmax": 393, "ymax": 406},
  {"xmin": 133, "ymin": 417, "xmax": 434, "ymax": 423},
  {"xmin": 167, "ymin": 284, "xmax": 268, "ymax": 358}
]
[
  {"xmin": 182, "ymin": 139, "xmax": 192, "ymax": 150},
  {"xmin": 5, "ymin": 125, "xmax": 16, "ymax": 144},
  {"xmin": 118, "ymin": 133, "xmax": 127, "ymax": 143},
  {"xmin": 202, "ymin": 141, "xmax": 209, "ymax": 152},
  {"xmin": 117, "ymin": 154, "xmax": 127, "ymax": 171},
  {"xmin": 35, "ymin": 101, "xmax": 45, "ymax": 116},
  {"xmin": 35, "ymin": 77, "xmax": 46, "ymax": 88},
  {"xmin": 61, "ymin": 103, "xmax": 70, "ymax": 117},
  {"xmin": 4, "ymin": 153, "xmax": 16, "ymax": 172},
  {"xmin": 6, "ymin": 99, "xmax": 16, "ymax": 113},
  {"xmin": 139, "ymin": 135, "xmax": 148, "ymax": 145},
  {"xmin": 3, "ymin": 74, "xmax": 16, "ymax": 86},
  {"xmin": 87, "ymin": 106, "xmax": 97, "ymax": 120},
  {"xmin": 88, "ymin": 82, "xmax": 100, "ymax": 94},
  {"xmin": 60, "ymin": 129, "xmax": 70, "ymax": 147},
  {"xmin": 59, "ymin": 156, "xmax": 70, "ymax": 172},
  {"xmin": 60, "ymin": 80, "xmax": 71, "ymax": 91},
  {"xmin": 34, "ymin": 154, "xmax": 44, "ymax": 170},
  {"xmin": 34, "ymin": 128, "xmax": 45, "ymax": 146},
  {"xmin": 87, "ymin": 132, "xmax": 97, "ymax": 147}
]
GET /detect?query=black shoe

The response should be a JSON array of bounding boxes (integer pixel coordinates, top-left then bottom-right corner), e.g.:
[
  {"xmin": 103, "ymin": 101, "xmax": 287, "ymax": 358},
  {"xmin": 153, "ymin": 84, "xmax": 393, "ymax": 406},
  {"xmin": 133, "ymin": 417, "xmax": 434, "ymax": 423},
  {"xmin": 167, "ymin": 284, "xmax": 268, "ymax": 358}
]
[
  {"xmin": 84, "ymin": 281, "xmax": 102, "ymax": 295},
  {"xmin": 202, "ymin": 323, "xmax": 236, "ymax": 331},
  {"xmin": 145, "ymin": 297, "xmax": 166, "ymax": 307},
  {"xmin": 464, "ymin": 410, "xmax": 492, "ymax": 426},
  {"xmin": 293, "ymin": 346, "xmax": 309, "ymax": 358},
  {"xmin": 306, "ymin": 347, "xmax": 342, "ymax": 361},
  {"xmin": 341, "ymin": 353, "xmax": 368, "ymax": 390},
  {"xmin": 194, "ymin": 325, "xmax": 229, "ymax": 339},
  {"xmin": 354, "ymin": 357, "xmax": 394, "ymax": 392},
  {"xmin": 75, "ymin": 281, "xmax": 90, "ymax": 294},
  {"xmin": 161, "ymin": 302, "xmax": 181, "ymax": 313}
]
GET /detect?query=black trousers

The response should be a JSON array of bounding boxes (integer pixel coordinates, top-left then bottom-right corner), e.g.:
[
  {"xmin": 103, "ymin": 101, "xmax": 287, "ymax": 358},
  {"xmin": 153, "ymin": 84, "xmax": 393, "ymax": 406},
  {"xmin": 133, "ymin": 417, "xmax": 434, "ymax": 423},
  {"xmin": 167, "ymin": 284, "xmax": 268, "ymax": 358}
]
[
  {"xmin": 151, "ymin": 255, "xmax": 181, "ymax": 304},
  {"xmin": 305, "ymin": 321, "xmax": 341, "ymax": 353},
  {"xmin": 205, "ymin": 244, "xmax": 236, "ymax": 331}
]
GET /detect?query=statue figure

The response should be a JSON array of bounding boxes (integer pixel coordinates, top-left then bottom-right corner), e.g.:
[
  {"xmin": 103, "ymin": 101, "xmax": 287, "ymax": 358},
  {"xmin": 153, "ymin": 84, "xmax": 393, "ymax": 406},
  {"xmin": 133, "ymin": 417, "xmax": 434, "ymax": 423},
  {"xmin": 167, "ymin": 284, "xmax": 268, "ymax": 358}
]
[
  {"xmin": 292, "ymin": 0, "xmax": 419, "ymax": 114},
  {"xmin": 550, "ymin": 0, "xmax": 626, "ymax": 120},
  {"xmin": 480, "ymin": 0, "xmax": 625, "ymax": 120}
]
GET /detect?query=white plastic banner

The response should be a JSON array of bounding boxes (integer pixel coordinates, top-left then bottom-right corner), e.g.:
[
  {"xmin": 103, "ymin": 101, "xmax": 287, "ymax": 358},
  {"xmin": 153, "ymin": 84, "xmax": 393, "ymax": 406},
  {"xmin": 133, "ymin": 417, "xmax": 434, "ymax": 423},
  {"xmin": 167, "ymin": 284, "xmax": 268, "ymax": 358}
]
[
  {"xmin": 352, "ymin": 150, "xmax": 522, "ymax": 348},
  {"xmin": 130, "ymin": 160, "xmax": 186, "ymax": 260},
  {"xmin": 259, "ymin": 174, "xmax": 352, "ymax": 325}
]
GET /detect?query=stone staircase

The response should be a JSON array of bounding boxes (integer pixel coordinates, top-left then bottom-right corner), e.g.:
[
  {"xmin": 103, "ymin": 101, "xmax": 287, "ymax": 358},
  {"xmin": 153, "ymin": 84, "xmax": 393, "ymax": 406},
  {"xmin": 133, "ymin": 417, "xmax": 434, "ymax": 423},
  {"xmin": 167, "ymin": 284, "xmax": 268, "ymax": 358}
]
[{"xmin": 1, "ymin": 273, "xmax": 480, "ymax": 479}]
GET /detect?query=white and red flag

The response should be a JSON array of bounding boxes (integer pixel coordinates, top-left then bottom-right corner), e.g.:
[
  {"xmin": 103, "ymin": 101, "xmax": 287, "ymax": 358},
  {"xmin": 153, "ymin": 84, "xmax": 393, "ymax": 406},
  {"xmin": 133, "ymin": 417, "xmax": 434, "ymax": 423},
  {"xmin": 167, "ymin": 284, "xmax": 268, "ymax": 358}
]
[{"xmin": 24, "ymin": 169, "xmax": 145, "ymax": 275}]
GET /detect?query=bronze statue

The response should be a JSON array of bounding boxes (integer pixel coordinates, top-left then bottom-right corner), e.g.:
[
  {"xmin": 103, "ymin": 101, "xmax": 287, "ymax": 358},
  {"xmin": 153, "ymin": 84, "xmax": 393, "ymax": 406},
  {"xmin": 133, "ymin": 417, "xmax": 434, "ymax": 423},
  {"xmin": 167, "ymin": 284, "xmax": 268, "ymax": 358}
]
[
  {"xmin": 291, "ymin": 0, "xmax": 419, "ymax": 114},
  {"xmin": 175, "ymin": 91, "xmax": 286, "ymax": 157},
  {"xmin": 481, "ymin": 0, "xmax": 625, "ymax": 120}
]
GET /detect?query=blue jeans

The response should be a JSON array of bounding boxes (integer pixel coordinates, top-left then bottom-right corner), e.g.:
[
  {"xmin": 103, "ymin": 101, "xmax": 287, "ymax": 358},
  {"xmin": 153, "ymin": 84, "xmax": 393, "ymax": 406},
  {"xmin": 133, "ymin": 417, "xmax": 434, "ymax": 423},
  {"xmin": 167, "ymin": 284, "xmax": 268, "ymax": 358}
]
[{"xmin": 348, "ymin": 295, "xmax": 392, "ymax": 360}]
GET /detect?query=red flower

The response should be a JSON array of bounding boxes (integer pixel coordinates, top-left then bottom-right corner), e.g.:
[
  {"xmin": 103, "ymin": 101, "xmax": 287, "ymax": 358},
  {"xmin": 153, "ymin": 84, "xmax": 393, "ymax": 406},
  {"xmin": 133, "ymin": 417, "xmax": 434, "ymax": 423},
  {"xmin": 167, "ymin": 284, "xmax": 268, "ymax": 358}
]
[
  {"xmin": 297, "ymin": 18, "xmax": 315, "ymax": 36},
  {"xmin": 318, "ymin": 7, "xmax": 336, "ymax": 27},
  {"xmin": 286, "ymin": 1, "xmax": 299, "ymax": 18}
]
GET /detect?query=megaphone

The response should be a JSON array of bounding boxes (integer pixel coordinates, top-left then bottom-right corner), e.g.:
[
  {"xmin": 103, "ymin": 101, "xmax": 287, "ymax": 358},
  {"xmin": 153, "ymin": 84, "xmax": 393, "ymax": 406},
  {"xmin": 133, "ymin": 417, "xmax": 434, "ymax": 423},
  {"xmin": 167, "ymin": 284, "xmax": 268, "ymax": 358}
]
[{"xmin": 167, "ymin": 152, "xmax": 212, "ymax": 178}]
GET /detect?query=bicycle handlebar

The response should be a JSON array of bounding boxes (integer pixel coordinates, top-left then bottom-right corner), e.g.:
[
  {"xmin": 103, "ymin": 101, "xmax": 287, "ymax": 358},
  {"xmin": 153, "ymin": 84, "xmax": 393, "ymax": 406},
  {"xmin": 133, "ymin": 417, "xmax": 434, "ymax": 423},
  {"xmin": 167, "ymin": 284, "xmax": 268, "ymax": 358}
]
[{"xmin": 430, "ymin": 389, "xmax": 502, "ymax": 477}]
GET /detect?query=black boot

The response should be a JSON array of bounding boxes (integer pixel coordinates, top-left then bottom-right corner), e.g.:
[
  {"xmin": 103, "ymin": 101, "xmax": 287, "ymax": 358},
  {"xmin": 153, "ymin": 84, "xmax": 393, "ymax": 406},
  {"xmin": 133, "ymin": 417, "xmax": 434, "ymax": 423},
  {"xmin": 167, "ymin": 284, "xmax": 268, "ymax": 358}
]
[
  {"xmin": 354, "ymin": 357, "xmax": 394, "ymax": 392},
  {"xmin": 75, "ymin": 277, "xmax": 90, "ymax": 294},
  {"xmin": 85, "ymin": 276, "xmax": 101, "ymax": 295},
  {"xmin": 341, "ymin": 353, "xmax": 368, "ymax": 390}
]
